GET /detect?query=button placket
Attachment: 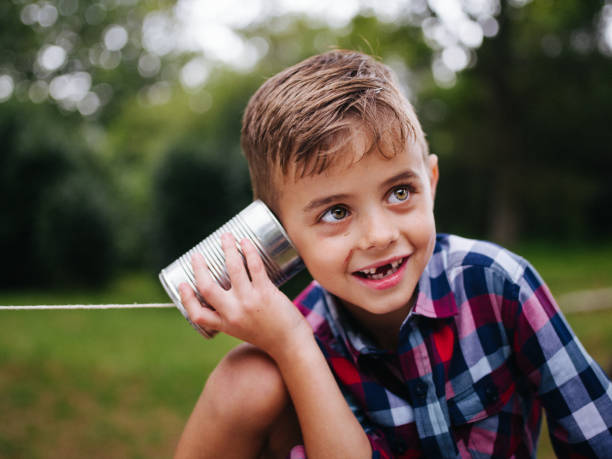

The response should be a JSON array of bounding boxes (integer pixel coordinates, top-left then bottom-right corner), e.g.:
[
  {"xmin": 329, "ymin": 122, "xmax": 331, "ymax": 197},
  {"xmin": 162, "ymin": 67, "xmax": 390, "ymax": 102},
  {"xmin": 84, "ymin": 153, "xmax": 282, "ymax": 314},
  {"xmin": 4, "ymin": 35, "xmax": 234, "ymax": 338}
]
[
  {"xmin": 484, "ymin": 383, "xmax": 499, "ymax": 403},
  {"xmin": 405, "ymin": 319, "xmax": 458, "ymax": 458},
  {"xmin": 414, "ymin": 380, "xmax": 428, "ymax": 401},
  {"xmin": 391, "ymin": 438, "xmax": 408, "ymax": 455}
]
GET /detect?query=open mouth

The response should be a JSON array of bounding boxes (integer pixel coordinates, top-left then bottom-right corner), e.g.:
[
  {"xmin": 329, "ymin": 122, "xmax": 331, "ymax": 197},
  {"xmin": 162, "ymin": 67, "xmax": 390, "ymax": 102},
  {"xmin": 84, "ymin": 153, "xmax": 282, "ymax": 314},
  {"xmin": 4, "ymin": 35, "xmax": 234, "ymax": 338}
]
[{"xmin": 353, "ymin": 257, "xmax": 408, "ymax": 280}]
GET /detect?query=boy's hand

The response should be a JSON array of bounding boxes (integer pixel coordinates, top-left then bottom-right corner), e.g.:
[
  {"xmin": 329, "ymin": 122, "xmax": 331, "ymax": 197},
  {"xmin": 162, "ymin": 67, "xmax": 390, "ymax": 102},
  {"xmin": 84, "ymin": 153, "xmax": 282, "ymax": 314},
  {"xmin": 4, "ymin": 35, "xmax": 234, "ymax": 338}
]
[{"xmin": 179, "ymin": 233, "xmax": 311, "ymax": 358}]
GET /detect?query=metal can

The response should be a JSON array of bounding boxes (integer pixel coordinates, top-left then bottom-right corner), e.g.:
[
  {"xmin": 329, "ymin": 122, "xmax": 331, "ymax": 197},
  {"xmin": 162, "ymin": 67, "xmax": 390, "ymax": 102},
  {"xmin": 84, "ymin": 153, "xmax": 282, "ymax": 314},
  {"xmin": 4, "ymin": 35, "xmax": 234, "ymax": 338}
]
[{"xmin": 159, "ymin": 200, "xmax": 304, "ymax": 338}]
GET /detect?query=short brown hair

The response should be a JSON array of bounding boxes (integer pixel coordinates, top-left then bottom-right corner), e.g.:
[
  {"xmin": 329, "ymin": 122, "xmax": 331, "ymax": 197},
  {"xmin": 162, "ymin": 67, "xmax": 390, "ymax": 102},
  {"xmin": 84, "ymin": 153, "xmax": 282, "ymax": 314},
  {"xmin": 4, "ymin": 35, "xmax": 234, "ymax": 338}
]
[{"xmin": 241, "ymin": 49, "xmax": 428, "ymax": 211}]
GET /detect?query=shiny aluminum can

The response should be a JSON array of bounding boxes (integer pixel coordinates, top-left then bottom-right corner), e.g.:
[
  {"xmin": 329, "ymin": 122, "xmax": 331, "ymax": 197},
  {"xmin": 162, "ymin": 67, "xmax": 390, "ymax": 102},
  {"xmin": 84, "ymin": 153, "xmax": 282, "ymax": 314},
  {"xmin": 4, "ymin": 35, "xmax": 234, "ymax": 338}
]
[{"xmin": 159, "ymin": 200, "xmax": 304, "ymax": 338}]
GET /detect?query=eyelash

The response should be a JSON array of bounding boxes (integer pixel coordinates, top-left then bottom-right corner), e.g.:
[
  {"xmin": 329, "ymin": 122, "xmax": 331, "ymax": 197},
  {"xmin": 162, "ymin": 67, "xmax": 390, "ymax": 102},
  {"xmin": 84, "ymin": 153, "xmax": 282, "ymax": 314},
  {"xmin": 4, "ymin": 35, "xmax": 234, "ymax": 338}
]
[{"xmin": 318, "ymin": 184, "xmax": 415, "ymax": 224}]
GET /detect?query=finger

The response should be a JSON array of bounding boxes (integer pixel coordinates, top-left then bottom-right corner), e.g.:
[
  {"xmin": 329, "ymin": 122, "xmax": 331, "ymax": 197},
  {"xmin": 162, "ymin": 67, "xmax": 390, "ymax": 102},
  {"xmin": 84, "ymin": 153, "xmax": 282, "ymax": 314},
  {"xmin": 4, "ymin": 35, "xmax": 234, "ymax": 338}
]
[
  {"xmin": 191, "ymin": 252, "xmax": 226, "ymax": 308},
  {"xmin": 241, "ymin": 238, "xmax": 270, "ymax": 288},
  {"xmin": 179, "ymin": 282, "xmax": 223, "ymax": 331},
  {"xmin": 220, "ymin": 233, "xmax": 250, "ymax": 291}
]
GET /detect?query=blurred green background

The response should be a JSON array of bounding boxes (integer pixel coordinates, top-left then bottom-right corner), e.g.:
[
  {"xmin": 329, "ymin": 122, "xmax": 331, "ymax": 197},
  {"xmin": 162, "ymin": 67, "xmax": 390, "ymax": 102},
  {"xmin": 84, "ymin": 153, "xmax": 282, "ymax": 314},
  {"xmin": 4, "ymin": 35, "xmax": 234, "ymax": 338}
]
[{"xmin": 1, "ymin": 0, "xmax": 611, "ymax": 457}]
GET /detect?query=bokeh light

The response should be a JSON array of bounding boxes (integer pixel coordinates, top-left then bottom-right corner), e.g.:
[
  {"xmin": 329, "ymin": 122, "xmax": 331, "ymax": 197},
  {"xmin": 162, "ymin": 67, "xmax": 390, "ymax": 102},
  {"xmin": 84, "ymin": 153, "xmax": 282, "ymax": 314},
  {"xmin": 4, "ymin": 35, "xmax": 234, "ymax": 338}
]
[{"xmin": 0, "ymin": 75, "xmax": 14, "ymax": 102}]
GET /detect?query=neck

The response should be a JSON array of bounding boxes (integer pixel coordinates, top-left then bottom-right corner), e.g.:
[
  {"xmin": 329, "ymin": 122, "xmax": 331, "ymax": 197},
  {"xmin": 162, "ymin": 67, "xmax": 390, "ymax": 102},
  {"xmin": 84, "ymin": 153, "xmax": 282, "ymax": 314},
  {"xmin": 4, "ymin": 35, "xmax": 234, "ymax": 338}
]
[{"xmin": 340, "ymin": 296, "xmax": 414, "ymax": 352}]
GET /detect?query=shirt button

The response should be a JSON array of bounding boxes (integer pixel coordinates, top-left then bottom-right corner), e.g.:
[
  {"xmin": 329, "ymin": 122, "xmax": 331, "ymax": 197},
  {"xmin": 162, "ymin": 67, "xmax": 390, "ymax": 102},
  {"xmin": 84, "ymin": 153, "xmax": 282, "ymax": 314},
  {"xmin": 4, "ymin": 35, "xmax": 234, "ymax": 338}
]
[
  {"xmin": 414, "ymin": 381, "xmax": 428, "ymax": 400},
  {"xmin": 485, "ymin": 384, "xmax": 499, "ymax": 403},
  {"xmin": 391, "ymin": 438, "xmax": 408, "ymax": 455}
]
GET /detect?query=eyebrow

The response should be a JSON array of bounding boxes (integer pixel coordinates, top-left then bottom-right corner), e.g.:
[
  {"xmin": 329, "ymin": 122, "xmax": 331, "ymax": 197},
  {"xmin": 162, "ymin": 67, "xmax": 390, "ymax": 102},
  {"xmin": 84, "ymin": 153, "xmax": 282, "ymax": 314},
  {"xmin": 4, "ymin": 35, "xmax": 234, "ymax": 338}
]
[
  {"xmin": 380, "ymin": 170, "xmax": 418, "ymax": 189},
  {"xmin": 302, "ymin": 193, "xmax": 351, "ymax": 213},
  {"xmin": 302, "ymin": 169, "xmax": 419, "ymax": 213}
]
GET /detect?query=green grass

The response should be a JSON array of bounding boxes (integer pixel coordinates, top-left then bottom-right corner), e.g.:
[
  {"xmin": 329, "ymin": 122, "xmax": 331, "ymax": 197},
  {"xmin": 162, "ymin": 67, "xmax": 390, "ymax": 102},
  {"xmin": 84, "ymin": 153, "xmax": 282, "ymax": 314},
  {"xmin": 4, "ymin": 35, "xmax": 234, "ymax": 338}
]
[
  {"xmin": 0, "ymin": 273, "xmax": 241, "ymax": 458},
  {"xmin": 0, "ymin": 244, "xmax": 611, "ymax": 458},
  {"xmin": 513, "ymin": 241, "xmax": 612, "ymax": 295}
]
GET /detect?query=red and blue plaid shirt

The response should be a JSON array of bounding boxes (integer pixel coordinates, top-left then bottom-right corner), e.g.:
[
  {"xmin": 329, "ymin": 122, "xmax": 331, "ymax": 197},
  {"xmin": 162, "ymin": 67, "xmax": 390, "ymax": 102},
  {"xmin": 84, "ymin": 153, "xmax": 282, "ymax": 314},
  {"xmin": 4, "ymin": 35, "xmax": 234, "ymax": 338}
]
[{"xmin": 294, "ymin": 234, "xmax": 612, "ymax": 458}]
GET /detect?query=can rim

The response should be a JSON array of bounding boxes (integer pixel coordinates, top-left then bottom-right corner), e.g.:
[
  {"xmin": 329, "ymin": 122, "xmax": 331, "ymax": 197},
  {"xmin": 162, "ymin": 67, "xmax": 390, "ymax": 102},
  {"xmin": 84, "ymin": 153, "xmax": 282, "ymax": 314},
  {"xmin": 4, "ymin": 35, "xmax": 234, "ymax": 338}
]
[{"xmin": 253, "ymin": 199, "xmax": 299, "ymax": 254}]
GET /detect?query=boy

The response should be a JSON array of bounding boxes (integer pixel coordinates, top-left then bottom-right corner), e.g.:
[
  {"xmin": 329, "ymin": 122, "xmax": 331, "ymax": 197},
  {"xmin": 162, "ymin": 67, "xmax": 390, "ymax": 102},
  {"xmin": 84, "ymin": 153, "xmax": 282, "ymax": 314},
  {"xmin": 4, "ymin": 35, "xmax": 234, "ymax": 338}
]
[{"xmin": 174, "ymin": 50, "xmax": 612, "ymax": 458}]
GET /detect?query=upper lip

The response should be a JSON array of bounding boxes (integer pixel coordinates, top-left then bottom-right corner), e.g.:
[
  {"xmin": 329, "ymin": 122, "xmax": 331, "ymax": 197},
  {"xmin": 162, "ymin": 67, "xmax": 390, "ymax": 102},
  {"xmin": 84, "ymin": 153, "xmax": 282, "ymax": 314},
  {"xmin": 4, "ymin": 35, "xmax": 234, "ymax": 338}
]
[{"xmin": 352, "ymin": 255, "xmax": 409, "ymax": 273}]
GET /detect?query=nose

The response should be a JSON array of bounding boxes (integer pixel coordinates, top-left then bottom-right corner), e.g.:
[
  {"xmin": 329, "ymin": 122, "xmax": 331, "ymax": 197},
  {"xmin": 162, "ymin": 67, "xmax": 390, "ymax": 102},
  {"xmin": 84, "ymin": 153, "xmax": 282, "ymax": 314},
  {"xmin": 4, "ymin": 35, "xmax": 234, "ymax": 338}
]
[{"xmin": 357, "ymin": 208, "xmax": 399, "ymax": 251}]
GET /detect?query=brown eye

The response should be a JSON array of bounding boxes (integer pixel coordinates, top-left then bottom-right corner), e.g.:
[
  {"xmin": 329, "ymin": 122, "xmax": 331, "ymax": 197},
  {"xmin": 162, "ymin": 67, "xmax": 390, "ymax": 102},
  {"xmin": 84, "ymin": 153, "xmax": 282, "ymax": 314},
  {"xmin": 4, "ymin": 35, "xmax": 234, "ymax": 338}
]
[
  {"xmin": 332, "ymin": 207, "xmax": 346, "ymax": 218},
  {"xmin": 389, "ymin": 186, "xmax": 410, "ymax": 203},
  {"xmin": 321, "ymin": 206, "xmax": 349, "ymax": 223}
]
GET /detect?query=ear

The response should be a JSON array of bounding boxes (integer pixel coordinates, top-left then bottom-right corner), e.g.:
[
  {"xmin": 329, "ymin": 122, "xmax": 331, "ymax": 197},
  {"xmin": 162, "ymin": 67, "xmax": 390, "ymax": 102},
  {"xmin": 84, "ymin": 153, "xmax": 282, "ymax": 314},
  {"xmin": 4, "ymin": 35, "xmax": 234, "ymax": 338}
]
[{"xmin": 427, "ymin": 154, "xmax": 439, "ymax": 201}]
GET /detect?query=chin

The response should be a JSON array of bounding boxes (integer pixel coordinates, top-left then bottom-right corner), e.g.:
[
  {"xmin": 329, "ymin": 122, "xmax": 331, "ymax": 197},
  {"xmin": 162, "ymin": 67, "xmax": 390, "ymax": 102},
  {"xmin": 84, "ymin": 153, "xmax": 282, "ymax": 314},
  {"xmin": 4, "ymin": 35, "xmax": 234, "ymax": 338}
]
[{"xmin": 345, "ymin": 288, "xmax": 415, "ymax": 316}]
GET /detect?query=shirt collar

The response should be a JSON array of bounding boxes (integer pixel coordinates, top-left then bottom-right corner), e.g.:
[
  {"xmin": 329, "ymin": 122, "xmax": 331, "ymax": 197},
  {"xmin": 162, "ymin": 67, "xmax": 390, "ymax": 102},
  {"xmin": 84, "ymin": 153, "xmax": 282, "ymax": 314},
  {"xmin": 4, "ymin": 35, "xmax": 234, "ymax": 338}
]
[
  {"xmin": 323, "ymin": 290, "xmax": 381, "ymax": 362},
  {"xmin": 412, "ymin": 251, "xmax": 459, "ymax": 320}
]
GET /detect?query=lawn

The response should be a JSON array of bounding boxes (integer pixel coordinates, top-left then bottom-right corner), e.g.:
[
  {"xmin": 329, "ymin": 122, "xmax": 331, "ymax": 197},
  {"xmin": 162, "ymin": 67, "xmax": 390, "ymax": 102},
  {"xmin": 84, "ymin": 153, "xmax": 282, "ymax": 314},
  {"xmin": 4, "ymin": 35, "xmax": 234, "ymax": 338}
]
[{"xmin": 1, "ymin": 245, "xmax": 611, "ymax": 458}]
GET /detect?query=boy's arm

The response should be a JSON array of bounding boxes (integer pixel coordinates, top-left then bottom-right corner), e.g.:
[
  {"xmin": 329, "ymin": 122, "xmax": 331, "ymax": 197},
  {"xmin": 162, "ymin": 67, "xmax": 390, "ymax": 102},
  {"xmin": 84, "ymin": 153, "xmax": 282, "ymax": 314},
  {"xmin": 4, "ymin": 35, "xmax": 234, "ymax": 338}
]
[
  {"xmin": 180, "ymin": 234, "xmax": 372, "ymax": 458},
  {"xmin": 512, "ymin": 265, "xmax": 612, "ymax": 457},
  {"xmin": 271, "ymin": 326, "xmax": 374, "ymax": 458}
]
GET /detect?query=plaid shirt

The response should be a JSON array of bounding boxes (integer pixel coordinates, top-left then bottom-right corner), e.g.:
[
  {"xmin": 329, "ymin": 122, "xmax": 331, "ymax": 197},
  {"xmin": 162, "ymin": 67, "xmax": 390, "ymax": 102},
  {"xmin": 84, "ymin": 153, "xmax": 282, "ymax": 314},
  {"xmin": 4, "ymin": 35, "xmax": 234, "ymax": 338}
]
[{"xmin": 294, "ymin": 234, "xmax": 612, "ymax": 458}]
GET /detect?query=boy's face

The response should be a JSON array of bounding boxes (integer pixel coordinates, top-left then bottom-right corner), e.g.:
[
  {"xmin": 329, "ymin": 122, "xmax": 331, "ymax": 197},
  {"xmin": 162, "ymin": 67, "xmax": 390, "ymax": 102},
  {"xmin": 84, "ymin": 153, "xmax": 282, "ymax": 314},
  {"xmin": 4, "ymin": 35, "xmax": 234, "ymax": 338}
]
[{"xmin": 276, "ymin": 125, "xmax": 439, "ymax": 327}]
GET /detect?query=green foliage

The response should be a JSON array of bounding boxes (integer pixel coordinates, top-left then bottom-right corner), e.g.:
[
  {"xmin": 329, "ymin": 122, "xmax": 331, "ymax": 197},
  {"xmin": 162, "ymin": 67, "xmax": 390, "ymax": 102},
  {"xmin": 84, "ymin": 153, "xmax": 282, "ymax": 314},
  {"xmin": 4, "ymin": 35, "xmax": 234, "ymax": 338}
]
[
  {"xmin": 0, "ymin": 0, "xmax": 175, "ymax": 120},
  {"xmin": 151, "ymin": 146, "xmax": 250, "ymax": 268},
  {"xmin": 0, "ymin": 102, "xmax": 116, "ymax": 287},
  {"xmin": 34, "ymin": 174, "xmax": 117, "ymax": 287},
  {"xmin": 1, "ymin": 0, "xmax": 611, "ymax": 288},
  {"xmin": 421, "ymin": 0, "xmax": 612, "ymax": 244}
]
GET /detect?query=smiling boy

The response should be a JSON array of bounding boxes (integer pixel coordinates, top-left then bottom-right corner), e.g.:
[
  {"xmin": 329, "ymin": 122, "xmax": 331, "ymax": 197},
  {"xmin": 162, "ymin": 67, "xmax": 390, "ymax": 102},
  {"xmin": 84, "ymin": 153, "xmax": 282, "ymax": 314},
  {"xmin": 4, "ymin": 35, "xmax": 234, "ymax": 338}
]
[{"xmin": 174, "ymin": 50, "xmax": 612, "ymax": 458}]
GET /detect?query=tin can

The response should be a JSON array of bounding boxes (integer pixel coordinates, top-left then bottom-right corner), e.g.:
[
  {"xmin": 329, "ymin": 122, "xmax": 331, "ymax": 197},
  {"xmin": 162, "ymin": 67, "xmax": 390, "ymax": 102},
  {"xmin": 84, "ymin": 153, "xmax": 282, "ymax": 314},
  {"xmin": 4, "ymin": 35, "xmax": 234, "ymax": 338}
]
[{"xmin": 159, "ymin": 200, "xmax": 304, "ymax": 338}]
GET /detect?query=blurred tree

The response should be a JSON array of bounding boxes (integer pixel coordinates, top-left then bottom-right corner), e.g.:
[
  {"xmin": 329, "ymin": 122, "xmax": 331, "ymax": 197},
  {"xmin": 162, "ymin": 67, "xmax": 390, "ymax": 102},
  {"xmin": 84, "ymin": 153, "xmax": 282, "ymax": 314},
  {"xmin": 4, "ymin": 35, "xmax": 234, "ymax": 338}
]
[
  {"xmin": 0, "ymin": 103, "xmax": 70, "ymax": 286},
  {"xmin": 1, "ymin": 0, "xmax": 611, "ymax": 290},
  {"xmin": 0, "ymin": 100, "xmax": 117, "ymax": 287},
  {"xmin": 151, "ymin": 145, "xmax": 246, "ymax": 268},
  {"xmin": 421, "ymin": 0, "xmax": 612, "ymax": 244},
  {"xmin": 0, "ymin": 0, "xmax": 177, "ymax": 120},
  {"xmin": 35, "ymin": 174, "xmax": 117, "ymax": 286},
  {"xmin": 106, "ymin": 67, "xmax": 258, "ymax": 268},
  {"xmin": 0, "ymin": 0, "xmax": 180, "ymax": 284}
]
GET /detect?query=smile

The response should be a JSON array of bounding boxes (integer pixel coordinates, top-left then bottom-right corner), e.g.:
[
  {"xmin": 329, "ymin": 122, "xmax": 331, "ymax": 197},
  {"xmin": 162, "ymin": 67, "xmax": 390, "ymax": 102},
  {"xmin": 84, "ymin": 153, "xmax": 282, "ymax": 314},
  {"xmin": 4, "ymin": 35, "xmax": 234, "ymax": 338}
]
[{"xmin": 353, "ymin": 257, "xmax": 408, "ymax": 280}]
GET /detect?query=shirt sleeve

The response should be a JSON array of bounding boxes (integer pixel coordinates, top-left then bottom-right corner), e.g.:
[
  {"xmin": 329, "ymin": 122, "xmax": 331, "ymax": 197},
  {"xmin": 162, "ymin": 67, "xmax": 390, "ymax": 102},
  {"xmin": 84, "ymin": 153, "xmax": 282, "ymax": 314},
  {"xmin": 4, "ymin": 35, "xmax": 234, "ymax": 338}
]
[{"xmin": 511, "ymin": 263, "xmax": 612, "ymax": 457}]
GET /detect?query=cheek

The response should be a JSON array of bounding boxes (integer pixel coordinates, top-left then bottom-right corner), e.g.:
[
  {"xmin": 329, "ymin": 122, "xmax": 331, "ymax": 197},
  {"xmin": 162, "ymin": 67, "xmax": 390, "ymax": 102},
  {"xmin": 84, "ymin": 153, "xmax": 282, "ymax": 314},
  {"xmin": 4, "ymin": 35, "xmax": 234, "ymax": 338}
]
[
  {"xmin": 413, "ymin": 206, "xmax": 436, "ymax": 232},
  {"xmin": 402, "ymin": 212, "xmax": 436, "ymax": 254},
  {"xmin": 416, "ymin": 215, "xmax": 437, "ymax": 256},
  {"xmin": 294, "ymin": 233, "xmax": 351, "ymax": 274}
]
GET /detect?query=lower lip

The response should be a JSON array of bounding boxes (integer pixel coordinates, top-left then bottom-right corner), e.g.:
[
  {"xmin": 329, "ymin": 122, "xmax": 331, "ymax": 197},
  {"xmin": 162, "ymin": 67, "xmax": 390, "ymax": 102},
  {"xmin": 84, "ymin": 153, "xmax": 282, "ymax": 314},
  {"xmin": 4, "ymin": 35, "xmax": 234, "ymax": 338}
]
[{"xmin": 352, "ymin": 258, "xmax": 409, "ymax": 291}]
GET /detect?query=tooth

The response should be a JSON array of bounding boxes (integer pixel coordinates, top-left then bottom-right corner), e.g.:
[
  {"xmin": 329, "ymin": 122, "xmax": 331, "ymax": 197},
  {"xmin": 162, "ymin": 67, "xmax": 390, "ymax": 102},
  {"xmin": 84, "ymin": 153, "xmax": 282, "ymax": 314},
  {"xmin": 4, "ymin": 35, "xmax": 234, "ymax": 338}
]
[{"xmin": 359, "ymin": 260, "xmax": 407, "ymax": 279}]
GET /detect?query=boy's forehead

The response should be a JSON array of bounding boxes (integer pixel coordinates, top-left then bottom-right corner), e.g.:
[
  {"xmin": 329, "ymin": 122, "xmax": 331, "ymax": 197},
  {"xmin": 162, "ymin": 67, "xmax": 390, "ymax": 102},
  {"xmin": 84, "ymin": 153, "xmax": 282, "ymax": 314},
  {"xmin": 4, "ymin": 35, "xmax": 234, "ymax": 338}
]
[{"xmin": 278, "ymin": 143, "xmax": 424, "ymax": 193}]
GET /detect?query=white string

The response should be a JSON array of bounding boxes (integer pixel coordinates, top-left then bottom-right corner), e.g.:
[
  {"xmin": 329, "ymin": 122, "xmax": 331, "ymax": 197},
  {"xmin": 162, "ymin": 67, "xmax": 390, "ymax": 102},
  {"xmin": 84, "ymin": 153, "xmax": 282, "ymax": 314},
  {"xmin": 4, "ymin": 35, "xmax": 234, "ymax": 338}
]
[
  {"xmin": 1, "ymin": 288, "xmax": 610, "ymax": 312},
  {"xmin": 0, "ymin": 303, "xmax": 174, "ymax": 310}
]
